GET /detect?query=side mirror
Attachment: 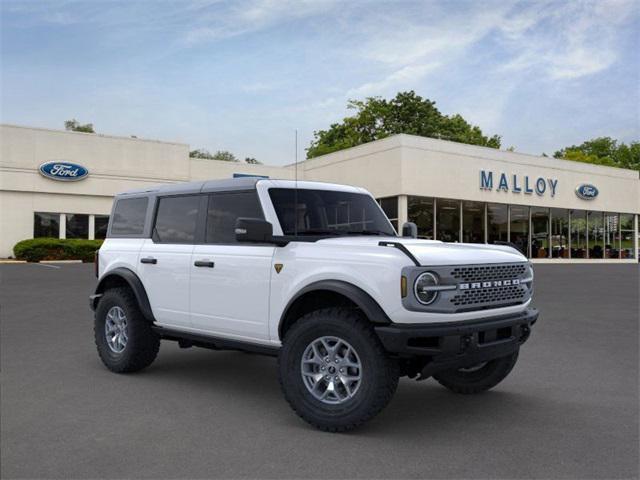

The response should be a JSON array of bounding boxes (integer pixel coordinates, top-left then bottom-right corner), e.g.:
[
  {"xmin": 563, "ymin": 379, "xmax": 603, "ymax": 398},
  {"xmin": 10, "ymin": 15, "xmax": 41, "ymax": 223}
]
[
  {"xmin": 235, "ymin": 218, "xmax": 274, "ymax": 243},
  {"xmin": 401, "ymin": 222, "xmax": 418, "ymax": 239}
]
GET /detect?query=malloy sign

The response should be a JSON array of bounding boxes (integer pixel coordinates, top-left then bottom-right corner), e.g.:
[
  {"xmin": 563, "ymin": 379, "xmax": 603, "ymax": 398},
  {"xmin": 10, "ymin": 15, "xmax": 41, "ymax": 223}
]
[{"xmin": 480, "ymin": 170, "xmax": 558, "ymax": 197}]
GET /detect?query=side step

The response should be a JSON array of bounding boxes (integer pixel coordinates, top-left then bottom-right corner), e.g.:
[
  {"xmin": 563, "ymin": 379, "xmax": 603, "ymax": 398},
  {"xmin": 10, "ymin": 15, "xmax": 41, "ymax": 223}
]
[{"xmin": 153, "ymin": 326, "xmax": 280, "ymax": 357}]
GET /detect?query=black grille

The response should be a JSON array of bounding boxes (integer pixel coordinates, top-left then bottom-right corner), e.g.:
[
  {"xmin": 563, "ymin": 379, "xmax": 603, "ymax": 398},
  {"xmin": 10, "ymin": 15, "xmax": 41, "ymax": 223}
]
[
  {"xmin": 451, "ymin": 285, "xmax": 527, "ymax": 308},
  {"xmin": 451, "ymin": 264, "xmax": 527, "ymax": 283}
]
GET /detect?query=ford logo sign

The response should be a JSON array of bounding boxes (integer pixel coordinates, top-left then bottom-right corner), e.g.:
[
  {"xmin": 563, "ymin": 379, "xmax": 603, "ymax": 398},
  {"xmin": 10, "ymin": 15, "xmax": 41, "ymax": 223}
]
[
  {"xmin": 39, "ymin": 161, "xmax": 89, "ymax": 182},
  {"xmin": 575, "ymin": 184, "xmax": 598, "ymax": 200}
]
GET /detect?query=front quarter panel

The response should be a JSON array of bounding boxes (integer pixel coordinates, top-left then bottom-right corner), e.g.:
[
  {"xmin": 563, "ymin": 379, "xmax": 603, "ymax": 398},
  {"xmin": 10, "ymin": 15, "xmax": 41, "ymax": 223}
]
[{"xmin": 269, "ymin": 242, "xmax": 409, "ymax": 341}]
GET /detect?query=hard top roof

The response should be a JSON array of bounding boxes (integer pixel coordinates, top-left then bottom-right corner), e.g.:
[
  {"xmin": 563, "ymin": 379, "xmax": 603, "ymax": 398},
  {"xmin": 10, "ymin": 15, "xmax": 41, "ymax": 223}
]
[
  {"xmin": 116, "ymin": 177, "xmax": 262, "ymax": 197},
  {"xmin": 115, "ymin": 178, "xmax": 366, "ymax": 198}
]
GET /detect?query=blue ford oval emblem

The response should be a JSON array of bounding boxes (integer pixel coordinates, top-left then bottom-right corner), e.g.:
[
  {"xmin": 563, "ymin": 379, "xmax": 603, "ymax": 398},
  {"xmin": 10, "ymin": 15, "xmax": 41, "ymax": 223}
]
[
  {"xmin": 39, "ymin": 161, "xmax": 89, "ymax": 182},
  {"xmin": 575, "ymin": 184, "xmax": 598, "ymax": 200}
]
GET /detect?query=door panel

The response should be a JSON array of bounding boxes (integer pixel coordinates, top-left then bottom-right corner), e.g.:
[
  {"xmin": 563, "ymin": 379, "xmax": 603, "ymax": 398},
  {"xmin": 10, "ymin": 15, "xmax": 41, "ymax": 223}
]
[
  {"xmin": 138, "ymin": 239, "xmax": 194, "ymax": 328},
  {"xmin": 190, "ymin": 245, "xmax": 274, "ymax": 340}
]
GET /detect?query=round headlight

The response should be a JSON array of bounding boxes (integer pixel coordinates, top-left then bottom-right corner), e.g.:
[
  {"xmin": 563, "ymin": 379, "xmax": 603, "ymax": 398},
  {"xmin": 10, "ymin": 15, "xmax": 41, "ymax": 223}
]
[{"xmin": 414, "ymin": 272, "xmax": 439, "ymax": 305}]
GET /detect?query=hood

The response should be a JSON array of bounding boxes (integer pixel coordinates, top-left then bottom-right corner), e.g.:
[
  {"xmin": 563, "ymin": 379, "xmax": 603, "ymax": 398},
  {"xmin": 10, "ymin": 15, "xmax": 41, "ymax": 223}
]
[{"xmin": 316, "ymin": 236, "xmax": 527, "ymax": 266}]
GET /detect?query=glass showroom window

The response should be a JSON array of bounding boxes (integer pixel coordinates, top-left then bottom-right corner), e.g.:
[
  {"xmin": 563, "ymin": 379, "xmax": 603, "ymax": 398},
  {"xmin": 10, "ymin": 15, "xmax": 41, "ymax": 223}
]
[
  {"xmin": 462, "ymin": 201, "xmax": 484, "ymax": 243},
  {"xmin": 531, "ymin": 207, "xmax": 550, "ymax": 259},
  {"xmin": 378, "ymin": 197, "xmax": 398, "ymax": 231},
  {"xmin": 551, "ymin": 209, "xmax": 570, "ymax": 259},
  {"xmin": 94, "ymin": 215, "xmax": 109, "ymax": 239},
  {"xmin": 588, "ymin": 211, "xmax": 604, "ymax": 258},
  {"xmin": 34, "ymin": 212, "xmax": 60, "ymax": 238},
  {"xmin": 510, "ymin": 205, "xmax": 530, "ymax": 256},
  {"xmin": 571, "ymin": 210, "xmax": 587, "ymax": 258},
  {"xmin": 66, "ymin": 214, "xmax": 89, "ymax": 239},
  {"xmin": 620, "ymin": 214, "xmax": 636, "ymax": 259},
  {"xmin": 603, "ymin": 213, "xmax": 619, "ymax": 259},
  {"xmin": 436, "ymin": 198, "xmax": 460, "ymax": 242},
  {"xmin": 487, "ymin": 203, "xmax": 508, "ymax": 245},
  {"xmin": 408, "ymin": 196, "xmax": 434, "ymax": 239}
]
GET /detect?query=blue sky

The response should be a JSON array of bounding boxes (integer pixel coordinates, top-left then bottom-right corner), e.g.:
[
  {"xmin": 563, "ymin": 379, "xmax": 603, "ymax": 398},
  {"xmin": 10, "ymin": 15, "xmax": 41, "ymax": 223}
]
[{"xmin": 1, "ymin": 0, "xmax": 639, "ymax": 165}]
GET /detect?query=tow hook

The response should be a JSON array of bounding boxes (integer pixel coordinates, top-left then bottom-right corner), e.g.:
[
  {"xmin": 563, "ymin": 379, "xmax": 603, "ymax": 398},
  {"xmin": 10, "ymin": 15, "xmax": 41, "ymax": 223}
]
[
  {"xmin": 460, "ymin": 335, "xmax": 472, "ymax": 353},
  {"xmin": 520, "ymin": 326, "xmax": 531, "ymax": 342}
]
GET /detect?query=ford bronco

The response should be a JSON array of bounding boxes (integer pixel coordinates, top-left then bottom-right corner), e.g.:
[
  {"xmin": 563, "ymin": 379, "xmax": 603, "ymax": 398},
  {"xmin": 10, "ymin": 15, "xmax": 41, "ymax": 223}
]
[{"xmin": 91, "ymin": 178, "xmax": 538, "ymax": 431}]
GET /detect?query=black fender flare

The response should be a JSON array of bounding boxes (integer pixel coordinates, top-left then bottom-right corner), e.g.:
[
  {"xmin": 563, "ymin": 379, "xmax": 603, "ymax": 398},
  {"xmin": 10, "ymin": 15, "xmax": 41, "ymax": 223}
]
[
  {"xmin": 278, "ymin": 280, "xmax": 391, "ymax": 339},
  {"xmin": 93, "ymin": 267, "xmax": 155, "ymax": 323}
]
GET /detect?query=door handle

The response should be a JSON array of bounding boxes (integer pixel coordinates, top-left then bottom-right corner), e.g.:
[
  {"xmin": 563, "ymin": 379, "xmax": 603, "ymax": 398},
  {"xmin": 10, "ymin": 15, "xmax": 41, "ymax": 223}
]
[
  {"xmin": 194, "ymin": 260, "xmax": 215, "ymax": 268},
  {"xmin": 140, "ymin": 257, "xmax": 157, "ymax": 264}
]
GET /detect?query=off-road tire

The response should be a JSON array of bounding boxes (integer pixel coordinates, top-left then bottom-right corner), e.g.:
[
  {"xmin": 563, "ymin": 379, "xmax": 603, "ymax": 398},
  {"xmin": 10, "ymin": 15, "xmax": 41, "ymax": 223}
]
[
  {"xmin": 278, "ymin": 307, "xmax": 399, "ymax": 432},
  {"xmin": 94, "ymin": 287, "xmax": 160, "ymax": 373},
  {"xmin": 433, "ymin": 350, "xmax": 519, "ymax": 394}
]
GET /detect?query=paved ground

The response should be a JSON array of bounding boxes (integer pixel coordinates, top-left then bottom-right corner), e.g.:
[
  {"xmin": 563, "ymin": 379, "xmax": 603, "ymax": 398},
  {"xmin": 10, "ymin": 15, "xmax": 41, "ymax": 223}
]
[{"xmin": 1, "ymin": 263, "xmax": 638, "ymax": 479}]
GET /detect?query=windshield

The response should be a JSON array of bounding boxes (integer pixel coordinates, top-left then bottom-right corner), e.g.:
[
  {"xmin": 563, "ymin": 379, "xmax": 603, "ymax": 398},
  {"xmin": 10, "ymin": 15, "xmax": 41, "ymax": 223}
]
[{"xmin": 268, "ymin": 188, "xmax": 397, "ymax": 237}]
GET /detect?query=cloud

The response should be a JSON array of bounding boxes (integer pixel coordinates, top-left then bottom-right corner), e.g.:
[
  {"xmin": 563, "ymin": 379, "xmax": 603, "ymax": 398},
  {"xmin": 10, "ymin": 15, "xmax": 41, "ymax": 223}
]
[
  {"xmin": 347, "ymin": 63, "xmax": 440, "ymax": 97},
  {"xmin": 182, "ymin": 0, "xmax": 340, "ymax": 44},
  {"xmin": 499, "ymin": 0, "xmax": 637, "ymax": 80}
]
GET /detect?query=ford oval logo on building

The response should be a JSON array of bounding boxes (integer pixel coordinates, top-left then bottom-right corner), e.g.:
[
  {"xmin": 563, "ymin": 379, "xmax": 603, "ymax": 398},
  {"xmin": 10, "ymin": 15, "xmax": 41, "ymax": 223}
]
[
  {"xmin": 39, "ymin": 161, "xmax": 89, "ymax": 182},
  {"xmin": 575, "ymin": 183, "xmax": 598, "ymax": 200}
]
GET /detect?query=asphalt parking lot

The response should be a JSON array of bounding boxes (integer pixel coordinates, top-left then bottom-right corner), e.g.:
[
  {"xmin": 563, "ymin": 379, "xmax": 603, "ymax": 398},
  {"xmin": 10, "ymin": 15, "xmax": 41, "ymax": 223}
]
[{"xmin": 1, "ymin": 263, "xmax": 638, "ymax": 479}]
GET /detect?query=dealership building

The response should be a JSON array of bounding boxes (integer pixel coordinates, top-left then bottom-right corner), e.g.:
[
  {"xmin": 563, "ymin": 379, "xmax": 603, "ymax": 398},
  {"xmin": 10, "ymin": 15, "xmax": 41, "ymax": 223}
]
[{"xmin": 1, "ymin": 123, "xmax": 638, "ymax": 262}]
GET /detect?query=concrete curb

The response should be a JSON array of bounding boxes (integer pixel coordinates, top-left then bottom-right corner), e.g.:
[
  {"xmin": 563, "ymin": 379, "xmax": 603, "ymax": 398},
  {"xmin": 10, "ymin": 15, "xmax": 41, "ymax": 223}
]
[{"xmin": 0, "ymin": 259, "xmax": 27, "ymax": 264}]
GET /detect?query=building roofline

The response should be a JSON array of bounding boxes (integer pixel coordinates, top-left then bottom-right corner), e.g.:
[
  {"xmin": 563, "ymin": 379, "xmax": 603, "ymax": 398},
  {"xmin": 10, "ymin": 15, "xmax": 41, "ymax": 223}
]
[
  {"xmin": 0, "ymin": 123, "xmax": 189, "ymax": 147},
  {"xmin": 299, "ymin": 133, "xmax": 639, "ymax": 179}
]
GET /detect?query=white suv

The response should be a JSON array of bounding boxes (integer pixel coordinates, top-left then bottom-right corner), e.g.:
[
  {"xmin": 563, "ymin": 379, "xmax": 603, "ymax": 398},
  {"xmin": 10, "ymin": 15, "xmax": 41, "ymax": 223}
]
[{"xmin": 91, "ymin": 178, "xmax": 538, "ymax": 431}]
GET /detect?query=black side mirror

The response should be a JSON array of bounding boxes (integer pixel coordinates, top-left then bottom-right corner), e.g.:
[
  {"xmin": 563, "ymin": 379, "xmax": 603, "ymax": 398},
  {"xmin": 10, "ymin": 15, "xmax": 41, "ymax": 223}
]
[
  {"xmin": 235, "ymin": 218, "xmax": 273, "ymax": 243},
  {"xmin": 401, "ymin": 222, "xmax": 418, "ymax": 239}
]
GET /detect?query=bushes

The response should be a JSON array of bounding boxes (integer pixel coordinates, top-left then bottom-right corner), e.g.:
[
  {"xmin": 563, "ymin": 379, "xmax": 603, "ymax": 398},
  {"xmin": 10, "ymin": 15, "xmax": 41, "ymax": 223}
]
[{"xmin": 13, "ymin": 238, "xmax": 103, "ymax": 262}]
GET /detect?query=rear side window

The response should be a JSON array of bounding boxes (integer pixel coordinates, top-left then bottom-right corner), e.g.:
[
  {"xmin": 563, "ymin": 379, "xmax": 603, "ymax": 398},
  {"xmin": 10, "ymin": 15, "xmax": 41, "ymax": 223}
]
[
  {"xmin": 206, "ymin": 192, "xmax": 263, "ymax": 244},
  {"xmin": 154, "ymin": 195, "xmax": 200, "ymax": 244},
  {"xmin": 110, "ymin": 197, "xmax": 148, "ymax": 236}
]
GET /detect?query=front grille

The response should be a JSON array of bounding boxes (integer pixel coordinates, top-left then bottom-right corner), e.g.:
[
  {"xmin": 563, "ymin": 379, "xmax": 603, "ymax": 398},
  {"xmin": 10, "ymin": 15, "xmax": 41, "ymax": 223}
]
[
  {"xmin": 451, "ymin": 285, "xmax": 527, "ymax": 308},
  {"xmin": 451, "ymin": 264, "xmax": 527, "ymax": 283}
]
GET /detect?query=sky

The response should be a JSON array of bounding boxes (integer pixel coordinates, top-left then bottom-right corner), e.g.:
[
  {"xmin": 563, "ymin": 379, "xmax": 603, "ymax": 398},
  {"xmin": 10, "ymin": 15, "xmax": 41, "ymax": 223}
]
[{"xmin": 1, "ymin": 0, "xmax": 639, "ymax": 165}]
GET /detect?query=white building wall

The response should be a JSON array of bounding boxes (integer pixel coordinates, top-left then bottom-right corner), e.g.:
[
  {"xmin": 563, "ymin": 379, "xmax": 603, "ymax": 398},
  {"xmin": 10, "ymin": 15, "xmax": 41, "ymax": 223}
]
[{"xmin": 0, "ymin": 125, "xmax": 638, "ymax": 260}]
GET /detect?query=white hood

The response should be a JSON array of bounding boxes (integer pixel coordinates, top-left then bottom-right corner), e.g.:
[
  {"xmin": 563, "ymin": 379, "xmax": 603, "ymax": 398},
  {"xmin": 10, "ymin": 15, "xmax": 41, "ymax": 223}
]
[{"xmin": 317, "ymin": 236, "xmax": 527, "ymax": 266}]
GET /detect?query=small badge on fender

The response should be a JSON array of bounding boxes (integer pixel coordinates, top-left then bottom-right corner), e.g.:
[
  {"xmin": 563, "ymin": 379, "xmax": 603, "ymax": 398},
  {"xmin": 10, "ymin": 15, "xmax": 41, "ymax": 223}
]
[{"xmin": 274, "ymin": 263, "xmax": 283, "ymax": 274}]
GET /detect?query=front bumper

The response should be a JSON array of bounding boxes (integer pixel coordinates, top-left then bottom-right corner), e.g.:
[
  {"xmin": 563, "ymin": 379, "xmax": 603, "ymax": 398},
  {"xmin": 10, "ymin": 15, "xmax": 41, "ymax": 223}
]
[{"xmin": 375, "ymin": 308, "xmax": 538, "ymax": 377}]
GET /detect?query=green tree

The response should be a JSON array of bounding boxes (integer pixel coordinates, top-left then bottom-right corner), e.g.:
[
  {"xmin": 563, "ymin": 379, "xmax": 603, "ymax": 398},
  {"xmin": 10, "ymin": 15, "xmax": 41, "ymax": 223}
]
[
  {"xmin": 307, "ymin": 91, "xmax": 501, "ymax": 158},
  {"xmin": 244, "ymin": 157, "xmax": 262, "ymax": 164},
  {"xmin": 64, "ymin": 119, "xmax": 94, "ymax": 133},
  {"xmin": 189, "ymin": 149, "xmax": 215, "ymax": 159},
  {"xmin": 554, "ymin": 137, "xmax": 640, "ymax": 171},
  {"xmin": 212, "ymin": 150, "xmax": 238, "ymax": 162},
  {"xmin": 189, "ymin": 149, "xmax": 239, "ymax": 162}
]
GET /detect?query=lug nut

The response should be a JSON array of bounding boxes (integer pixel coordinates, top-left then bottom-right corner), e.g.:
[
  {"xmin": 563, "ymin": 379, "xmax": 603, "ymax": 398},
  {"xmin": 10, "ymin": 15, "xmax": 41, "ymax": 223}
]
[
  {"xmin": 339, "ymin": 368, "xmax": 344, "ymax": 373},
  {"xmin": 321, "ymin": 366, "xmax": 325, "ymax": 371},
  {"xmin": 334, "ymin": 376, "xmax": 339, "ymax": 380}
]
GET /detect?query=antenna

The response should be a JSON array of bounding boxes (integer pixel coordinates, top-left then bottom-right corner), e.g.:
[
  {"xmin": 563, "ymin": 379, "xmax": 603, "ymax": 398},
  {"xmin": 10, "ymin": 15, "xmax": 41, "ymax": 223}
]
[{"xmin": 294, "ymin": 129, "xmax": 298, "ymax": 237}]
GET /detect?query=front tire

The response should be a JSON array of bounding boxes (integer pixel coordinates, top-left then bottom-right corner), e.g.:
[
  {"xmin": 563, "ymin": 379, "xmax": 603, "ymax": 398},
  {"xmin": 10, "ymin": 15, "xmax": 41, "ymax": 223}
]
[
  {"xmin": 278, "ymin": 308, "xmax": 399, "ymax": 432},
  {"xmin": 94, "ymin": 287, "xmax": 160, "ymax": 373},
  {"xmin": 433, "ymin": 350, "xmax": 519, "ymax": 394}
]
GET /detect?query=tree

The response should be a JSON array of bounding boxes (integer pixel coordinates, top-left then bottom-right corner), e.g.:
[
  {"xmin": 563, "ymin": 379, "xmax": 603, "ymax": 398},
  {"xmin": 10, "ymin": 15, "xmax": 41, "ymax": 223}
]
[
  {"xmin": 307, "ymin": 91, "xmax": 501, "ymax": 158},
  {"xmin": 212, "ymin": 150, "xmax": 238, "ymax": 162},
  {"xmin": 189, "ymin": 149, "xmax": 239, "ymax": 162},
  {"xmin": 554, "ymin": 137, "xmax": 640, "ymax": 172},
  {"xmin": 64, "ymin": 119, "xmax": 94, "ymax": 133},
  {"xmin": 244, "ymin": 157, "xmax": 262, "ymax": 164}
]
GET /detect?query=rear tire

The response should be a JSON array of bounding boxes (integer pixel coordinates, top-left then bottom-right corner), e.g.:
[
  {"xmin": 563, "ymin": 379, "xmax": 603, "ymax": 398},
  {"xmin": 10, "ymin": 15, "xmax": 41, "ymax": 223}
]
[
  {"xmin": 94, "ymin": 287, "xmax": 160, "ymax": 373},
  {"xmin": 278, "ymin": 308, "xmax": 399, "ymax": 432},
  {"xmin": 433, "ymin": 350, "xmax": 519, "ymax": 394}
]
